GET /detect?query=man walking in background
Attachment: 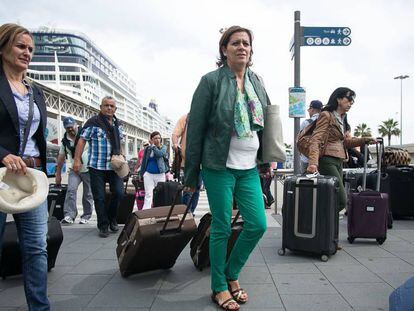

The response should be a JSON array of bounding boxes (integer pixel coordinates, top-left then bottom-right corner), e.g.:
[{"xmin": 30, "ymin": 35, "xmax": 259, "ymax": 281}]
[
  {"xmin": 56, "ymin": 116, "xmax": 93, "ymax": 224},
  {"xmin": 299, "ymin": 100, "xmax": 323, "ymax": 173},
  {"xmin": 172, "ymin": 113, "xmax": 201, "ymax": 214},
  {"xmin": 73, "ymin": 96, "xmax": 124, "ymax": 238}
]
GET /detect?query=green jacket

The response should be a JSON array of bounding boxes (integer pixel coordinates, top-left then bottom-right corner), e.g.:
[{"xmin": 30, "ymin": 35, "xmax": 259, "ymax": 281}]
[{"xmin": 184, "ymin": 65, "xmax": 270, "ymax": 188}]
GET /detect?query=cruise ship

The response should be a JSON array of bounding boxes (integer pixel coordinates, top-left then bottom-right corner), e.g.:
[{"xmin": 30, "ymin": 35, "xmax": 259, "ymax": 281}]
[{"xmin": 27, "ymin": 27, "xmax": 173, "ymax": 155}]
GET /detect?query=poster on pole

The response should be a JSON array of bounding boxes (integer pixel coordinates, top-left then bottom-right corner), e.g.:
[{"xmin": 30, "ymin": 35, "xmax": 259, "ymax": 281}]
[{"xmin": 289, "ymin": 87, "xmax": 306, "ymax": 118}]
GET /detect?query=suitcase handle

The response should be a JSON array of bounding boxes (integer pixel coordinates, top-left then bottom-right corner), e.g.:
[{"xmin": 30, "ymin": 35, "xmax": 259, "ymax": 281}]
[
  {"xmin": 160, "ymin": 184, "xmax": 194, "ymax": 234},
  {"xmin": 231, "ymin": 211, "xmax": 241, "ymax": 227},
  {"xmin": 48, "ymin": 192, "xmax": 59, "ymax": 221}
]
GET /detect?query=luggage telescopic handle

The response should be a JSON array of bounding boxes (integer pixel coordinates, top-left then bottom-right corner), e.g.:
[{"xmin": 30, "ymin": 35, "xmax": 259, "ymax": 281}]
[
  {"xmin": 362, "ymin": 143, "xmax": 368, "ymax": 191},
  {"xmin": 161, "ymin": 185, "xmax": 194, "ymax": 234},
  {"xmin": 231, "ymin": 211, "xmax": 241, "ymax": 227},
  {"xmin": 376, "ymin": 137, "xmax": 384, "ymax": 191},
  {"xmin": 48, "ymin": 192, "xmax": 59, "ymax": 221}
]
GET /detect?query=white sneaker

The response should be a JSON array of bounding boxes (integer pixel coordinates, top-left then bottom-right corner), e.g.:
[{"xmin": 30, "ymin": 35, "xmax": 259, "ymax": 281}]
[
  {"xmin": 79, "ymin": 218, "xmax": 89, "ymax": 224},
  {"xmin": 61, "ymin": 216, "xmax": 74, "ymax": 224}
]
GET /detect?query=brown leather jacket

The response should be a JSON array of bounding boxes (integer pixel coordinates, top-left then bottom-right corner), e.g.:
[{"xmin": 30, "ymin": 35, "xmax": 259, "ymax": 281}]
[{"xmin": 308, "ymin": 111, "xmax": 368, "ymax": 167}]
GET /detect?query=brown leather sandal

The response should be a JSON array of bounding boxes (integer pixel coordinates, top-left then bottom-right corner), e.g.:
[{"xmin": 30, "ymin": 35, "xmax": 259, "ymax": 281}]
[
  {"xmin": 230, "ymin": 288, "xmax": 248, "ymax": 304},
  {"xmin": 211, "ymin": 293, "xmax": 240, "ymax": 311}
]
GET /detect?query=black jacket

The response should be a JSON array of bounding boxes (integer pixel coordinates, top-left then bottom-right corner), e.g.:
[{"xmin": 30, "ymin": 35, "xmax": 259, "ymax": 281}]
[{"xmin": 0, "ymin": 66, "xmax": 47, "ymax": 173}]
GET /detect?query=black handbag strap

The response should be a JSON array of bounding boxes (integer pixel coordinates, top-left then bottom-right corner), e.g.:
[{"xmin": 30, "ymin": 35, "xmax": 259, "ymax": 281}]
[{"xmin": 20, "ymin": 92, "xmax": 34, "ymax": 156}]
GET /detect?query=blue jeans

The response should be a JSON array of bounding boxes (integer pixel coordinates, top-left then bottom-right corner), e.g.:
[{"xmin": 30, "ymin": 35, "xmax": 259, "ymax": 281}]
[
  {"xmin": 182, "ymin": 175, "xmax": 202, "ymax": 214},
  {"xmin": 89, "ymin": 168, "xmax": 124, "ymax": 230},
  {"xmin": 0, "ymin": 200, "xmax": 50, "ymax": 310}
]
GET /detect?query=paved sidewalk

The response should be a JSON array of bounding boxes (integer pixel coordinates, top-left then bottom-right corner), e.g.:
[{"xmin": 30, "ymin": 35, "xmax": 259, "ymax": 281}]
[{"xmin": 0, "ymin": 182, "xmax": 413, "ymax": 310}]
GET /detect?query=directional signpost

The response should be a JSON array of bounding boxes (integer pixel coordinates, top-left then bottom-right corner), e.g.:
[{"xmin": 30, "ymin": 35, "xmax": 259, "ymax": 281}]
[
  {"xmin": 302, "ymin": 27, "xmax": 352, "ymax": 46},
  {"xmin": 290, "ymin": 11, "xmax": 352, "ymax": 174}
]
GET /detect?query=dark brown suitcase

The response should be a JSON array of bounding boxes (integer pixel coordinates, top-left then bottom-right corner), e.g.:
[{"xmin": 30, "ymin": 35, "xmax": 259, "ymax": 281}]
[
  {"xmin": 116, "ymin": 190, "xmax": 197, "ymax": 277},
  {"xmin": 190, "ymin": 209, "xmax": 243, "ymax": 271}
]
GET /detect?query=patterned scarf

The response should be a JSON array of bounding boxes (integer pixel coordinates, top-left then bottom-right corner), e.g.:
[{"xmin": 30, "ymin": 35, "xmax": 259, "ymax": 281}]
[{"xmin": 234, "ymin": 73, "xmax": 264, "ymax": 138}]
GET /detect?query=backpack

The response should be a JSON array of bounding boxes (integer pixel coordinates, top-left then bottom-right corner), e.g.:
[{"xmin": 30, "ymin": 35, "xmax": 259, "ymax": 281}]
[
  {"xmin": 61, "ymin": 126, "xmax": 82, "ymax": 159},
  {"xmin": 296, "ymin": 112, "xmax": 332, "ymax": 158}
]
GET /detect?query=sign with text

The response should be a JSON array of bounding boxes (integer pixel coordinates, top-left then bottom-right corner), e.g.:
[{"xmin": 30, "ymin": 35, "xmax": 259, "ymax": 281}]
[
  {"xmin": 302, "ymin": 26, "xmax": 352, "ymax": 46},
  {"xmin": 289, "ymin": 87, "xmax": 306, "ymax": 118}
]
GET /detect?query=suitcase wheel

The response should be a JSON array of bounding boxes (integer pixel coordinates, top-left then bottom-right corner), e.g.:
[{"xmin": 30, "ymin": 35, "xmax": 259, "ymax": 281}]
[
  {"xmin": 376, "ymin": 237, "xmax": 386, "ymax": 245},
  {"xmin": 320, "ymin": 254, "xmax": 329, "ymax": 262},
  {"xmin": 347, "ymin": 237, "xmax": 355, "ymax": 244},
  {"xmin": 277, "ymin": 248, "xmax": 285, "ymax": 256}
]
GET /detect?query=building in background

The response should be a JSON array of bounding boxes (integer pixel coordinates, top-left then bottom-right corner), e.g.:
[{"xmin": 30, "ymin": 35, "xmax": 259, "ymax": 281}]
[{"xmin": 27, "ymin": 27, "xmax": 173, "ymax": 159}]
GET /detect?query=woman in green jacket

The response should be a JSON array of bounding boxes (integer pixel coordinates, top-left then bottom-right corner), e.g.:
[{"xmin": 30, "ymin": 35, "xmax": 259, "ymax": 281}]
[{"xmin": 184, "ymin": 26, "xmax": 271, "ymax": 311}]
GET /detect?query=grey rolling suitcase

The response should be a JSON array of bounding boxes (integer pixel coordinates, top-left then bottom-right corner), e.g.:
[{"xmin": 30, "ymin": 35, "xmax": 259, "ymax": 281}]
[{"xmin": 279, "ymin": 174, "xmax": 339, "ymax": 261}]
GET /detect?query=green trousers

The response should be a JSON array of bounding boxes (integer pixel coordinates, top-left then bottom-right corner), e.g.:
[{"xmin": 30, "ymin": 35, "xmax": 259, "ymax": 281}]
[
  {"xmin": 202, "ymin": 167, "xmax": 267, "ymax": 293},
  {"xmin": 318, "ymin": 156, "xmax": 346, "ymax": 212}
]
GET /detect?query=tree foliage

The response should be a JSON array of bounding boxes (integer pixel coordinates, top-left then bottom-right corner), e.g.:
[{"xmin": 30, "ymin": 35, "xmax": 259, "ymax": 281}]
[
  {"xmin": 378, "ymin": 119, "xmax": 400, "ymax": 146},
  {"xmin": 354, "ymin": 123, "xmax": 372, "ymax": 137}
]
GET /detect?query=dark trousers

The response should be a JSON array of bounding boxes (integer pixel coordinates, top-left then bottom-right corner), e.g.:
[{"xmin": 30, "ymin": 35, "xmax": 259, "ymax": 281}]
[
  {"xmin": 89, "ymin": 168, "xmax": 124, "ymax": 230},
  {"xmin": 318, "ymin": 156, "xmax": 345, "ymax": 243}
]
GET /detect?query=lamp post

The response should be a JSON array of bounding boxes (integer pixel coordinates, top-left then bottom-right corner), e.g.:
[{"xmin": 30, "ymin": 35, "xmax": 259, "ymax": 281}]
[{"xmin": 394, "ymin": 75, "xmax": 409, "ymax": 146}]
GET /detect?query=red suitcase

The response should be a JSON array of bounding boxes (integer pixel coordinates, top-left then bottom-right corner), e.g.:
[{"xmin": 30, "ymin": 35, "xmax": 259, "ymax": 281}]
[{"xmin": 347, "ymin": 139, "xmax": 388, "ymax": 244}]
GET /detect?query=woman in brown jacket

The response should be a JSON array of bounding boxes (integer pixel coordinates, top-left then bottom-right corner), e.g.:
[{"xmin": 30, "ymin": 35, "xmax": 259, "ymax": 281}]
[{"xmin": 307, "ymin": 87, "xmax": 375, "ymax": 245}]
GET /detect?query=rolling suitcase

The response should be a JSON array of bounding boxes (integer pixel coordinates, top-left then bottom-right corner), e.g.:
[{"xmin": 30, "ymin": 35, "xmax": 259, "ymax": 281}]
[
  {"xmin": 278, "ymin": 174, "xmax": 339, "ymax": 262},
  {"xmin": 190, "ymin": 209, "xmax": 243, "ymax": 271},
  {"xmin": 385, "ymin": 165, "xmax": 414, "ymax": 219},
  {"xmin": 0, "ymin": 193, "xmax": 64, "ymax": 278},
  {"xmin": 153, "ymin": 181, "xmax": 182, "ymax": 208},
  {"xmin": 348, "ymin": 140, "xmax": 388, "ymax": 244},
  {"xmin": 116, "ymin": 187, "xmax": 197, "ymax": 277},
  {"xmin": 105, "ymin": 179, "xmax": 135, "ymax": 224},
  {"xmin": 47, "ymin": 183, "xmax": 68, "ymax": 221}
]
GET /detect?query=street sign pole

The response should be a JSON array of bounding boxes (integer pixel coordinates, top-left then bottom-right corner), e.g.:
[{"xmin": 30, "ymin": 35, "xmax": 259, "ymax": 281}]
[{"xmin": 293, "ymin": 10, "xmax": 301, "ymax": 174}]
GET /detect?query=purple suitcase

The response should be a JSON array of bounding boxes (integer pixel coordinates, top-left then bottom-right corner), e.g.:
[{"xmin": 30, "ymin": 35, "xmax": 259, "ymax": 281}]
[{"xmin": 347, "ymin": 139, "xmax": 388, "ymax": 244}]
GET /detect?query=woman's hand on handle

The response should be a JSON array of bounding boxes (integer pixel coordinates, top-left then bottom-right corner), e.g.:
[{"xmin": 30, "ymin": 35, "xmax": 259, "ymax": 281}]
[{"xmin": 307, "ymin": 164, "xmax": 318, "ymax": 174}]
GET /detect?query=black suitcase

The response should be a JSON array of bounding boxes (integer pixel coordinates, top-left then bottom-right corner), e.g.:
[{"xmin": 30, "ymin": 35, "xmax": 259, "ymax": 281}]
[
  {"xmin": 105, "ymin": 179, "xmax": 135, "ymax": 224},
  {"xmin": 190, "ymin": 209, "xmax": 243, "ymax": 271},
  {"xmin": 153, "ymin": 181, "xmax": 182, "ymax": 208},
  {"xmin": 116, "ymin": 188, "xmax": 197, "ymax": 277},
  {"xmin": 47, "ymin": 183, "xmax": 68, "ymax": 221},
  {"xmin": 279, "ymin": 174, "xmax": 339, "ymax": 262},
  {"xmin": 0, "ymin": 193, "xmax": 64, "ymax": 278},
  {"xmin": 385, "ymin": 165, "xmax": 414, "ymax": 219}
]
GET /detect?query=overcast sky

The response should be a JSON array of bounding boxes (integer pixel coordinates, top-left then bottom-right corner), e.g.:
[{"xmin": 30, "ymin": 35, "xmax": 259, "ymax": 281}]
[{"xmin": 1, "ymin": 0, "xmax": 413, "ymax": 145}]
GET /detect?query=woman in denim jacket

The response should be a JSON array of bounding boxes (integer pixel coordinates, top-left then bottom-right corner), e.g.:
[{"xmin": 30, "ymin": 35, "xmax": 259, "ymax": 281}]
[{"xmin": 139, "ymin": 131, "xmax": 169, "ymax": 209}]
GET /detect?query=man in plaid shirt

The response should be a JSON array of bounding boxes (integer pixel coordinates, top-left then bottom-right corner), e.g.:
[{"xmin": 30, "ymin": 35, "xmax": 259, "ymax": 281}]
[{"xmin": 73, "ymin": 96, "xmax": 124, "ymax": 238}]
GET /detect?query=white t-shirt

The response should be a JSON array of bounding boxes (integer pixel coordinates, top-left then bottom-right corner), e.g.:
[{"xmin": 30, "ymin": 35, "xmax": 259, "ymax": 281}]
[{"xmin": 226, "ymin": 131, "xmax": 259, "ymax": 169}]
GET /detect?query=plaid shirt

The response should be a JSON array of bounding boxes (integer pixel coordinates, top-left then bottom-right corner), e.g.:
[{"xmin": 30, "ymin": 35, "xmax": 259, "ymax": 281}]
[{"xmin": 81, "ymin": 125, "xmax": 123, "ymax": 170}]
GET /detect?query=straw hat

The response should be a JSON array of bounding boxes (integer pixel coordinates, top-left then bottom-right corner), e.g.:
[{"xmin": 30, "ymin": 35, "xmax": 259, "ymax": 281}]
[
  {"xmin": 110, "ymin": 155, "xmax": 130, "ymax": 178},
  {"xmin": 0, "ymin": 167, "xmax": 49, "ymax": 214}
]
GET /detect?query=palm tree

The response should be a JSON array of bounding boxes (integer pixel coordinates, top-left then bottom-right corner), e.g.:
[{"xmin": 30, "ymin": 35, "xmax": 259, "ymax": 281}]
[
  {"xmin": 354, "ymin": 123, "xmax": 372, "ymax": 137},
  {"xmin": 378, "ymin": 119, "xmax": 401, "ymax": 146}
]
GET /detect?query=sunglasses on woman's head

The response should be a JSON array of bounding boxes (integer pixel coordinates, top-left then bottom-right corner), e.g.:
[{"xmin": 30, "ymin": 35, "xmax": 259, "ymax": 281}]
[{"xmin": 344, "ymin": 95, "xmax": 355, "ymax": 102}]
